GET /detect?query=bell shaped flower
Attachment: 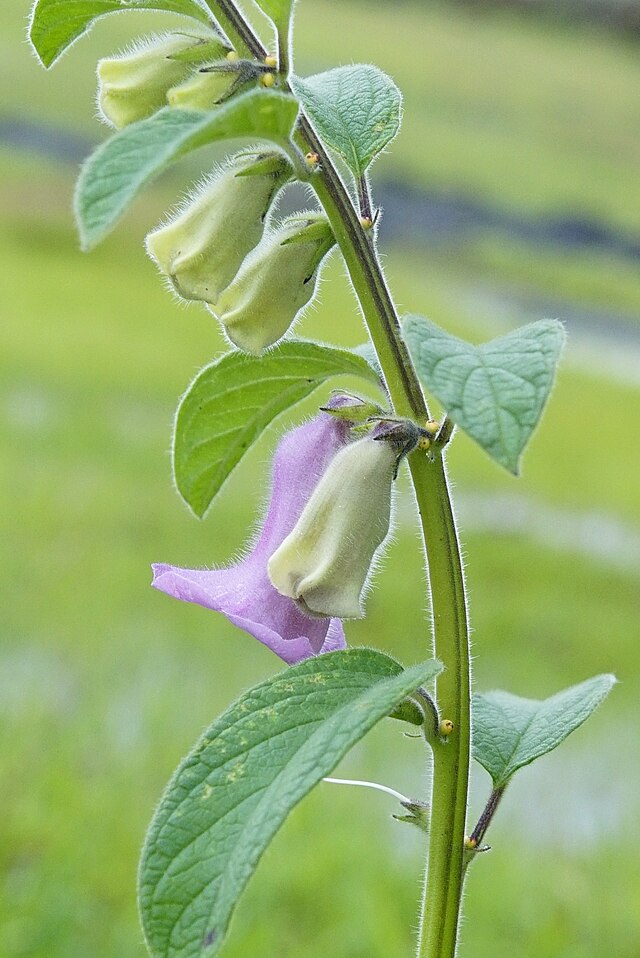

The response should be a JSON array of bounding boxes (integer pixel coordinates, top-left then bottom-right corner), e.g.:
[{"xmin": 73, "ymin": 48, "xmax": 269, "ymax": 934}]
[
  {"xmin": 145, "ymin": 152, "xmax": 291, "ymax": 305},
  {"xmin": 268, "ymin": 433, "xmax": 397, "ymax": 619},
  {"xmin": 152, "ymin": 414, "xmax": 350, "ymax": 664},
  {"xmin": 97, "ymin": 32, "xmax": 218, "ymax": 129},
  {"xmin": 213, "ymin": 213, "xmax": 335, "ymax": 355}
]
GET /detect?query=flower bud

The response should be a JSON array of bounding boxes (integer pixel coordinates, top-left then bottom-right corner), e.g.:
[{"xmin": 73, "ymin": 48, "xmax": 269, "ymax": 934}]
[
  {"xmin": 213, "ymin": 214, "xmax": 335, "ymax": 355},
  {"xmin": 268, "ymin": 436, "xmax": 396, "ymax": 619},
  {"xmin": 97, "ymin": 32, "xmax": 215, "ymax": 129},
  {"xmin": 145, "ymin": 152, "xmax": 292, "ymax": 305}
]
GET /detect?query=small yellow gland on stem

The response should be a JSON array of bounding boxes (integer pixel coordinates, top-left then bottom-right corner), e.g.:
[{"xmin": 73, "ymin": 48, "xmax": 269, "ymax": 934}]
[
  {"xmin": 264, "ymin": 54, "xmax": 278, "ymax": 68},
  {"xmin": 464, "ymin": 836, "xmax": 477, "ymax": 850},
  {"xmin": 226, "ymin": 50, "xmax": 239, "ymax": 62},
  {"xmin": 425, "ymin": 419, "xmax": 441, "ymax": 436},
  {"xmin": 360, "ymin": 216, "xmax": 374, "ymax": 230},
  {"xmin": 260, "ymin": 72, "xmax": 276, "ymax": 88},
  {"xmin": 439, "ymin": 719, "xmax": 455, "ymax": 737}
]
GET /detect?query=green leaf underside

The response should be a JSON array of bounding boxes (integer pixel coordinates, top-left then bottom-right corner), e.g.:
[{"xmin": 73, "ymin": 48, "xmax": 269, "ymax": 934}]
[
  {"xmin": 291, "ymin": 66, "xmax": 402, "ymax": 178},
  {"xmin": 473, "ymin": 674, "xmax": 616, "ymax": 787},
  {"xmin": 29, "ymin": 0, "xmax": 212, "ymax": 68},
  {"xmin": 139, "ymin": 649, "xmax": 442, "ymax": 958},
  {"xmin": 174, "ymin": 341, "xmax": 381, "ymax": 518},
  {"xmin": 403, "ymin": 314, "xmax": 565, "ymax": 474},
  {"xmin": 252, "ymin": 0, "xmax": 293, "ymax": 30},
  {"xmin": 75, "ymin": 91, "xmax": 299, "ymax": 248}
]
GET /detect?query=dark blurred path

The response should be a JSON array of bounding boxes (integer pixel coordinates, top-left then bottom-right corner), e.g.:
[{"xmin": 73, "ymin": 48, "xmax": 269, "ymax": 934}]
[
  {"xmin": 3, "ymin": 116, "xmax": 639, "ymax": 263},
  {"xmin": 3, "ymin": 114, "xmax": 640, "ymax": 361}
]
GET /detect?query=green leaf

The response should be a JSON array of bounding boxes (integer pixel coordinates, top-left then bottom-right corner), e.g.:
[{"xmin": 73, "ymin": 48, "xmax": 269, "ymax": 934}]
[
  {"xmin": 74, "ymin": 90, "xmax": 299, "ymax": 248},
  {"xmin": 352, "ymin": 341, "xmax": 383, "ymax": 380},
  {"xmin": 291, "ymin": 65, "xmax": 402, "ymax": 178},
  {"xmin": 139, "ymin": 649, "xmax": 441, "ymax": 958},
  {"xmin": 473, "ymin": 674, "xmax": 616, "ymax": 787},
  {"xmin": 253, "ymin": 0, "xmax": 294, "ymax": 31},
  {"xmin": 29, "ymin": 0, "xmax": 212, "ymax": 68},
  {"xmin": 174, "ymin": 341, "xmax": 380, "ymax": 518},
  {"xmin": 403, "ymin": 314, "xmax": 565, "ymax": 474}
]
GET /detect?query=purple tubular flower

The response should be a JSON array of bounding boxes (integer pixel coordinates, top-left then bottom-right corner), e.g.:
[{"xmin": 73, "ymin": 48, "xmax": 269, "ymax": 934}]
[{"xmin": 152, "ymin": 415, "xmax": 349, "ymax": 664}]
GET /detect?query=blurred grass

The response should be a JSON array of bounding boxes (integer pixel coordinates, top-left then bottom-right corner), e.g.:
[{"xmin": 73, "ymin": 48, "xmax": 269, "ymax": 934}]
[{"xmin": 2, "ymin": 1, "xmax": 639, "ymax": 957}]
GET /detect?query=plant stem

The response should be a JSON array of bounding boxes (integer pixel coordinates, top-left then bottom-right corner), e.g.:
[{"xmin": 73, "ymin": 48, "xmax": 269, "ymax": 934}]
[
  {"xmin": 469, "ymin": 785, "xmax": 506, "ymax": 848},
  {"xmin": 206, "ymin": 3, "xmax": 471, "ymax": 954},
  {"xmin": 296, "ymin": 109, "xmax": 472, "ymax": 958},
  {"xmin": 301, "ymin": 129, "xmax": 472, "ymax": 958},
  {"xmin": 204, "ymin": 0, "xmax": 265, "ymax": 57}
]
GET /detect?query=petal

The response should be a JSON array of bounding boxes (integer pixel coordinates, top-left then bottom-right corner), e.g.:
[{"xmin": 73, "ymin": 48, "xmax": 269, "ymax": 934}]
[
  {"xmin": 150, "ymin": 408, "xmax": 351, "ymax": 664},
  {"xmin": 152, "ymin": 563, "xmax": 345, "ymax": 664}
]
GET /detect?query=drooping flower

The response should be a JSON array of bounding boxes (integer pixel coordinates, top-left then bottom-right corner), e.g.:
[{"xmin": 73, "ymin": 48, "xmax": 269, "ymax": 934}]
[
  {"xmin": 152, "ymin": 414, "xmax": 349, "ymax": 664},
  {"xmin": 212, "ymin": 213, "xmax": 335, "ymax": 355},
  {"xmin": 268, "ymin": 433, "xmax": 397, "ymax": 619},
  {"xmin": 145, "ymin": 151, "xmax": 292, "ymax": 305},
  {"xmin": 97, "ymin": 32, "xmax": 218, "ymax": 129}
]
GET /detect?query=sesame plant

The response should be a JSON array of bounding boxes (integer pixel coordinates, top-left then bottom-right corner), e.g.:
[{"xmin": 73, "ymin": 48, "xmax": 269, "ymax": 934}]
[{"xmin": 28, "ymin": 1, "xmax": 616, "ymax": 956}]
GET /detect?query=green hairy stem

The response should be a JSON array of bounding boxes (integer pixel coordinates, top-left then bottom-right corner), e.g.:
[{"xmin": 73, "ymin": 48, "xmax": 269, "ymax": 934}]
[{"xmin": 205, "ymin": 2, "xmax": 471, "ymax": 953}]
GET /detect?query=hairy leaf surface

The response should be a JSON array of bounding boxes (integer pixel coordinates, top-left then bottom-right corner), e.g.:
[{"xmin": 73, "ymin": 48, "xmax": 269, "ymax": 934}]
[
  {"xmin": 29, "ymin": 0, "xmax": 212, "ymax": 67},
  {"xmin": 292, "ymin": 65, "xmax": 402, "ymax": 177},
  {"xmin": 473, "ymin": 674, "xmax": 616, "ymax": 786},
  {"xmin": 139, "ymin": 649, "xmax": 441, "ymax": 957},
  {"xmin": 403, "ymin": 314, "xmax": 565, "ymax": 473},
  {"xmin": 75, "ymin": 91, "xmax": 298, "ymax": 248},
  {"xmin": 174, "ymin": 341, "xmax": 380, "ymax": 517}
]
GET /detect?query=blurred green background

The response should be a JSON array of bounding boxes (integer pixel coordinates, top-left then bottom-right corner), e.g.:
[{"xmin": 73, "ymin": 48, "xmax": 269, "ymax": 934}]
[{"xmin": 2, "ymin": 1, "xmax": 639, "ymax": 955}]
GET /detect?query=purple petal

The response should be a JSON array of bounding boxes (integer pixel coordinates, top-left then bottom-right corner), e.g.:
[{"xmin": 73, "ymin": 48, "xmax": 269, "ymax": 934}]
[{"xmin": 152, "ymin": 414, "xmax": 349, "ymax": 664}]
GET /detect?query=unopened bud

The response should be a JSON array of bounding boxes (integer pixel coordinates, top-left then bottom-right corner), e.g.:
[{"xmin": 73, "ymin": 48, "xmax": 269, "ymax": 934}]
[
  {"xmin": 145, "ymin": 152, "xmax": 292, "ymax": 304},
  {"xmin": 214, "ymin": 214, "xmax": 335, "ymax": 355},
  {"xmin": 268, "ymin": 436, "xmax": 396, "ymax": 618},
  {"xmin": 97, "ymin": 32, "xmax": 210, "ymax": 129}
]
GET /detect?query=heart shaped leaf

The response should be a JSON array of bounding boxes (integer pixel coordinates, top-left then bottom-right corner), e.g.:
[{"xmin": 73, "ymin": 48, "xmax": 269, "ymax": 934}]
[
  {"xmin": 174, "ymin": 341, "xmax": 381, "ymax": 518},
  {"xmin": 291, "ymin": 65, "xmax": 402, "ymax": 178},
  {"xmin": 139, "ymin": 649, "xmax": 441, "ymax": 958},
  {"xmin": 403, "ymin": 315, "xmax": 565, "ymax": 473},
  {"xmin": 75, "ymin": 91, "xmax": 299, "ymax": 248},
  {"xmin": 29, "ymin": 0, "xmax": 212, "ymax": 68},
  {"xmin": 473, "ymin": 673, "xmax": 616, "ymax": 787}
]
